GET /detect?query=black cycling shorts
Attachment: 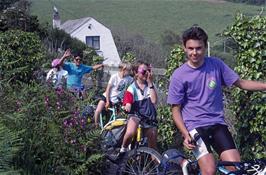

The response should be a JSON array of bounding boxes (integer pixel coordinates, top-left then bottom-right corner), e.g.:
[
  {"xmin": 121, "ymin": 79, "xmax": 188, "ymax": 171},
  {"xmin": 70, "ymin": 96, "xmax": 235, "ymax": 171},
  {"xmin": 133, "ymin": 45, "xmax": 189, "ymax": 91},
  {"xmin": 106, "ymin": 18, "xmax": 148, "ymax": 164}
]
[{"xmin": 189, "ymin": 124, "xmax": 236, "ymax": 159}]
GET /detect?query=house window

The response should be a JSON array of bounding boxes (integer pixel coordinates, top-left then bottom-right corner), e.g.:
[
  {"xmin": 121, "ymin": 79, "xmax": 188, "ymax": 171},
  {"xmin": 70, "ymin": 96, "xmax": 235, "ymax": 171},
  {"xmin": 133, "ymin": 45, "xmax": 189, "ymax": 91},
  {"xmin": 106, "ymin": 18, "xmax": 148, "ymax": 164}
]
[{"xmin": 86, "ymin": 36, "xmax": 100, "ymax": 50}]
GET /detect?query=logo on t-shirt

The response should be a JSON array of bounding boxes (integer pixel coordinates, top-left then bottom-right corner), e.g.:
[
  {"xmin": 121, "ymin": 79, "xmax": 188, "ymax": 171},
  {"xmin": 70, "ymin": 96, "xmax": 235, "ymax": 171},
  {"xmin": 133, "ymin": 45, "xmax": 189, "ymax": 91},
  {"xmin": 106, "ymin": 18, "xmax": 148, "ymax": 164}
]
[{"xmin": 208, "ymin": 79, "xmax": 217, "ymax": 89}]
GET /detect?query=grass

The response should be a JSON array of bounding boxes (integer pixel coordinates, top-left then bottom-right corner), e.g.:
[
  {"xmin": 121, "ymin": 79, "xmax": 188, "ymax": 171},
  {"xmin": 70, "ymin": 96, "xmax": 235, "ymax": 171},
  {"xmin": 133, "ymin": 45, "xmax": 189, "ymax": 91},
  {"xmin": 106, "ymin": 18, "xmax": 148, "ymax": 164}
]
[{"xmin": 30, "ymin": 0, "xmax": 265, "ymax": 43}]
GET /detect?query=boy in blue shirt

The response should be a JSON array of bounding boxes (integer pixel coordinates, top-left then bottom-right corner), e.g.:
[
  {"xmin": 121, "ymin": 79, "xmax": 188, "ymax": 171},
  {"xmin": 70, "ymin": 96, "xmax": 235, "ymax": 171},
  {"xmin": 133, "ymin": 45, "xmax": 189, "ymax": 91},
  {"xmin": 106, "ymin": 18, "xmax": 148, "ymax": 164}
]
[{"xmin": 58, "ymin": 49, "xmax": 103, "ymax": 97}]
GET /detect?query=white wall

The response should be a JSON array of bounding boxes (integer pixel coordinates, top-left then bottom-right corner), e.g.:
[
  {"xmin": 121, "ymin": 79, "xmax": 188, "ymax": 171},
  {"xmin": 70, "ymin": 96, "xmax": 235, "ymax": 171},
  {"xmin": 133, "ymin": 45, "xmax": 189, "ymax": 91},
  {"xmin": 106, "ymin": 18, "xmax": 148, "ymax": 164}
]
[{"xmin": 71, "ymin": 18, "xmax": 121, "ymax": 67}]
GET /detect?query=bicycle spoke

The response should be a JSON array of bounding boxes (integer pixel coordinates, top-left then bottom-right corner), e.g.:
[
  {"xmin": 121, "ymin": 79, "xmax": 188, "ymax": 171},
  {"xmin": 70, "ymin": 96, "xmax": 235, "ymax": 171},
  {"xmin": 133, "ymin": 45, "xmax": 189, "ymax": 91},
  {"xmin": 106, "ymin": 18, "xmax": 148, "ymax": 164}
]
[
  {"xmin": 142, "ymin": 154, "xmax": 158, "ymax": 174},
  {"xmin": 118, "ymin": 147, "xmax": 162, "ymax": 175}
]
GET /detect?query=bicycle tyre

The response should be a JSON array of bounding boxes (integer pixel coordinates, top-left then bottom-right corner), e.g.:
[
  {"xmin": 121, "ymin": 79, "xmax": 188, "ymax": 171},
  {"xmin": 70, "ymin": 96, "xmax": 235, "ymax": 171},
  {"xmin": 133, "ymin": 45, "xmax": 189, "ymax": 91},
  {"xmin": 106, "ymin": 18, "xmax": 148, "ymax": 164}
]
[{"xmin": 117, "ymin": 147, "xmax": 162, "ymax": 175}]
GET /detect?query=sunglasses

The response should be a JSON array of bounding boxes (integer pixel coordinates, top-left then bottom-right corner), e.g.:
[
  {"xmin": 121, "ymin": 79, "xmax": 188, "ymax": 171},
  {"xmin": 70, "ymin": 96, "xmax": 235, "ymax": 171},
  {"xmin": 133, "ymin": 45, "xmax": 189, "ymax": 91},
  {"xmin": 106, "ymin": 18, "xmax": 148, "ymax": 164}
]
[
  {"xmin": 138, "ymin": 68, "xmax": 150, "ymax": 75},
  {"xmin": 75, "ymin": 58, "xmax": 81, "ymax": 61}
]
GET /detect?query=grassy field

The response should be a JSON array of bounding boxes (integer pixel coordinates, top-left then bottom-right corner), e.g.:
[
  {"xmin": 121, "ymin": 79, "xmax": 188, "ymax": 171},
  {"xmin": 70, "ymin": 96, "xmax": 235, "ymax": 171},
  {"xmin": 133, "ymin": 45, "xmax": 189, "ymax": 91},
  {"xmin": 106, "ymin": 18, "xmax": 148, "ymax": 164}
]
[{"xmin": 30, "ymin": 0, "xmax": 265, "ymax": 43}]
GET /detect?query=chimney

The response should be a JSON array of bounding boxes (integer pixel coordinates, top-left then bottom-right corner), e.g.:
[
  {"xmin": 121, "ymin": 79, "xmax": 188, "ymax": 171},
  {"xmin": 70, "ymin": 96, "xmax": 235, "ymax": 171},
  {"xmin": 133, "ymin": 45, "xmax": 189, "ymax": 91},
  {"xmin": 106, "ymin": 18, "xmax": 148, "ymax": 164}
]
[{"xmin": 53, "ymin": 6, "xmax": 61, "ymax": 29}]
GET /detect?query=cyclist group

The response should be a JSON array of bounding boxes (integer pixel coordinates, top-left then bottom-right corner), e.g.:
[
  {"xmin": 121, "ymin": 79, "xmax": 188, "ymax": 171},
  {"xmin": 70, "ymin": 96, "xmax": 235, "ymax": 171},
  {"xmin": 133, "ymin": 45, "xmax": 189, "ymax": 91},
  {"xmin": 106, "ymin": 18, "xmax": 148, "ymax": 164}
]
[{"xmin": 46, "ymin": 26, "xmax": 266, "ymax": 175}]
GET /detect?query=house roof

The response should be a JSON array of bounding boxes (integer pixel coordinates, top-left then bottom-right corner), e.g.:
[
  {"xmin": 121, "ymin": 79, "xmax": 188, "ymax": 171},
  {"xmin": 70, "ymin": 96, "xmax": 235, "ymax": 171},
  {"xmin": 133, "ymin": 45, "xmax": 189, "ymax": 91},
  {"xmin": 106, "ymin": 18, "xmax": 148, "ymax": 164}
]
[{"xmin": 60, "ymin": 17, "xmax": 91, "ymax": 34}]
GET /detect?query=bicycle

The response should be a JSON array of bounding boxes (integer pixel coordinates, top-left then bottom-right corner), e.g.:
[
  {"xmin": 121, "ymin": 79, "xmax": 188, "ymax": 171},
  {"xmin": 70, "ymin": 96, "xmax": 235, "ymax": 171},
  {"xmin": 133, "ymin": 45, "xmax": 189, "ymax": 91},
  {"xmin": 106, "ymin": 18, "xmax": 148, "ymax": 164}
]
[
  {"xmin": 159, "ymin": 149, "xmax": 266, "ymax": 175},
  {"xmin": 99, "ymin": 102, "xmax": 125, "ymax": 130},
  {"xmin": 81, "ymin": 96, "xmax": 125, "ymax": 129},
  {"xmin": 114, "ymin": 120, "xmax": 162, "ymax": 175}
]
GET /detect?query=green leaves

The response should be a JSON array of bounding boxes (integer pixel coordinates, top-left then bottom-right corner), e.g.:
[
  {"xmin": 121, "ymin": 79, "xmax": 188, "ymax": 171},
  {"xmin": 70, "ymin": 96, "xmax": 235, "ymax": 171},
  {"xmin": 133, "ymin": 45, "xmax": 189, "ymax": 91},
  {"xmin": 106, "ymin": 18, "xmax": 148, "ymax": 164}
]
[
  {"xmin": 223, "ymin": 13, "xmax": 266, "ymax": 159},
  {"xmin": 0, "ymin": 30, "xmax": 45, "ymax": 83}
]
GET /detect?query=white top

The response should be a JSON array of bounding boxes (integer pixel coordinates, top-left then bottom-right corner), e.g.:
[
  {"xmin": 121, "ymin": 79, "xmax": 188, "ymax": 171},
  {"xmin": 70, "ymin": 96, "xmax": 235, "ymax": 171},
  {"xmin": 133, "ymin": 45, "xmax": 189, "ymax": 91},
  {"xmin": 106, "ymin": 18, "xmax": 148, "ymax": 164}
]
[
  {"xmin": 104, "ymin": 73, "xmax": 133, "ymax": 103},
  {"xmin": 46, "ymin": 68, "xmax": 68, "ymax": 88}
]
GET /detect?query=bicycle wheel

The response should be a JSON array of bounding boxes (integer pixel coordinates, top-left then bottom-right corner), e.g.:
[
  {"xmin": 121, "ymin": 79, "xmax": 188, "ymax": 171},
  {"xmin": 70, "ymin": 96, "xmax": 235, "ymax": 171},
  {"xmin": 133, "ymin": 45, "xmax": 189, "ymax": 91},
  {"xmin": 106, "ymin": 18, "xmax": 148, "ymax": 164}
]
[{"xmin": 118, "ymin": 147, "xmax": 162, "ymax": 175}]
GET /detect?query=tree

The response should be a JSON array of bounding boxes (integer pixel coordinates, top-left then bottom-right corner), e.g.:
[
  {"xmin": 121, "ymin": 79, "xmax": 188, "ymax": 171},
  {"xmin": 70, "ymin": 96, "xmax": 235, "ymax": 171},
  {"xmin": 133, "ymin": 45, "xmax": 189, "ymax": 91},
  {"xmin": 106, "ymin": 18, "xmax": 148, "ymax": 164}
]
[
  {"xmin": 113, "ymin": 28, "xmax": 165, "ymax": 68},
  {"xmin": 0, "ymin": 0, "xmax": 41, "ymax": 32},
  {"xmin": 160, "ymin": 30, "xmax": 181, "ymax": 53},
  {"xmin": 0, "ymin": 0, "xmax": 19, "ymax": 11}
]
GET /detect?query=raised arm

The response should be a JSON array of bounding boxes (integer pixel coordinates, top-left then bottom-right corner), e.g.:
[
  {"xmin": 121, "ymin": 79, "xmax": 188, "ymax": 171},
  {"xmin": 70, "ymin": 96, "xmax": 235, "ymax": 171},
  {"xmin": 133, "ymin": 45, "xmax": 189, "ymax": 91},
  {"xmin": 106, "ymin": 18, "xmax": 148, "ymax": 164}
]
[
  {"xmin": 147, "ymin": 70, "xmax": 157, "ymax": 104},
  {"xmin": 234, "ymin": 79, "xmax": 266, "ymax": 91},
  {"xmin": 172, "ymin": 104, "xmax": 195, "ymax": 150},
  {"xmin": 58, "ymin": 49, "xmax": 71, "ymax": 66},
  {"xmin": 92, "ymin": 64, "xmax": 104, "ymax": 70}
]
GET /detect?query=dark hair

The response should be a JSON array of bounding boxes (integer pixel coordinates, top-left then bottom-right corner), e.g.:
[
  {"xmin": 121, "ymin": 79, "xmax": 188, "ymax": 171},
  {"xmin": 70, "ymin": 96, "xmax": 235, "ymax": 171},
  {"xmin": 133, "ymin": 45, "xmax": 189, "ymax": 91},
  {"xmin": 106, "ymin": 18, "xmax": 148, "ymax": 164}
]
[
  {"xmin": 72, "ymin": 52, "xmax": 83, "ymax": 58},
  {"xmin": 182, "ymin": 26, "xmax": 208, "ymax": 47}
]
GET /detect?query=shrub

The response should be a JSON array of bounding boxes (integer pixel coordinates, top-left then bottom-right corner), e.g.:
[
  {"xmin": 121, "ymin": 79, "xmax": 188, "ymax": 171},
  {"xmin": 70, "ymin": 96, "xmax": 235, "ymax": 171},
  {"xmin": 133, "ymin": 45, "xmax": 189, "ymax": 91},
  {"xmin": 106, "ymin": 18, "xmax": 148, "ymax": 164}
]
[
  {"xmin": 0, "ymin": 81, "xmax": 104, "ymax": 174},
  {"xmin": 0, "ymin": 30, "xmax": 45, "ymax": 83},
  {"xmin": 223, "ymin": 13, "xmax": 266, "ymax": 159}
]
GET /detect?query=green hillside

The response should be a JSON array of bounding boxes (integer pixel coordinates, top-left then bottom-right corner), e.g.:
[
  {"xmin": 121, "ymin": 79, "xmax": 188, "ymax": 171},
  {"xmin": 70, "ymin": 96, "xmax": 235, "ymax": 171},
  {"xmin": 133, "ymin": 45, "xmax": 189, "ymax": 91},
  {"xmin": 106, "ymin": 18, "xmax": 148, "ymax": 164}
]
[{"xmin": 30, "ymin": 0, "xmax": 265, "ymax": 43}]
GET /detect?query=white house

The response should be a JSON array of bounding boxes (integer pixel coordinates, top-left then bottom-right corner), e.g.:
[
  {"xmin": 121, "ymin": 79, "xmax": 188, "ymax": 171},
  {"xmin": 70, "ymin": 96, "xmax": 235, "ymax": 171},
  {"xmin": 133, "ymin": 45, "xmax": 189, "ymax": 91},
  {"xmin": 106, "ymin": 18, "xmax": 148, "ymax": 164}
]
[{"xmin": 53, "ymin": 7, "xmax": 121, "ymax": 67}]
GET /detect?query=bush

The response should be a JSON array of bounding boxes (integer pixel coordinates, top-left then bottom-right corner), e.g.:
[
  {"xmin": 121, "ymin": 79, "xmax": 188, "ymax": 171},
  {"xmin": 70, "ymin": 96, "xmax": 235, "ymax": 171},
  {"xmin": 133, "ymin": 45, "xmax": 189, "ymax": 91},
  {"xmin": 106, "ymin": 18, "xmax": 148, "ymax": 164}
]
[
  {"xmin": 0, "ymin": 30, "xmax": 46, "ymax": 83},
  {"xmin": 157, "ymin": 45, "xmax": 185, "ymax": 151},
  {"xmin": 0, "ymin": 81, "xmax": 104, "ymax": 174},
  {"xmin": 223, "ymin": 13, "xmax": 266, "ymax": 159}
]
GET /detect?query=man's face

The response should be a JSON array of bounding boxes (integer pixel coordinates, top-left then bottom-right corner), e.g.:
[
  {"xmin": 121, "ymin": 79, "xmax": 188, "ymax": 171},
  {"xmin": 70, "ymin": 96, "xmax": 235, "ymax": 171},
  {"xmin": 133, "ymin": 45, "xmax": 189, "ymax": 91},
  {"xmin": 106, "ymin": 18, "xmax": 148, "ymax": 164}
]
[
  {"xmin": 74, "ymin": 56, "xmax": 81, "ymax": 66},
  {"xmin": 183, "ymin": 39, "xmax": 206, "ymax": 68}
]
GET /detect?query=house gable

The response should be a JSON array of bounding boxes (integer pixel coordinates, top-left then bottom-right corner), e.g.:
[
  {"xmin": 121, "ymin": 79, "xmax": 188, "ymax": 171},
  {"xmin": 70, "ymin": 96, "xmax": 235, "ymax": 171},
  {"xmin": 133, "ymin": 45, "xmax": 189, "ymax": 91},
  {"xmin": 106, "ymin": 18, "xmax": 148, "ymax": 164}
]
[{"xmin": 60, "ymin": 17, "xmax": 121, "ymax": 67}]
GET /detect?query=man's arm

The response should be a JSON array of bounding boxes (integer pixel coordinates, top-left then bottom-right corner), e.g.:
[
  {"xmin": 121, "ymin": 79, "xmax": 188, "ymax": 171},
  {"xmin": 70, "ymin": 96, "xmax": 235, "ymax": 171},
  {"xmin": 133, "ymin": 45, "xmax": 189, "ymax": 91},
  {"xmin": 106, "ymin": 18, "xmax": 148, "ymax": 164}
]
[
  {"xmin": 147, "ymin": 71, "xmax": 157, "ymax": 104},
  {"xmin": 58, "ymin": 49, "xmax": 71, "ymax": 66},
  {"xmin": 104, "ymin": 83, "xmax": 112, "ymax": 108},
  {"xmin": 92, "ymin": 64, "xmax": 104, "ymax": 70},
  {"xmin": 234, "ymin": 79, "xmax": 266, "ymax": 91},
  {"xmin": 172, "ymin": 104, "xmax": 195, "ymax": 150}
]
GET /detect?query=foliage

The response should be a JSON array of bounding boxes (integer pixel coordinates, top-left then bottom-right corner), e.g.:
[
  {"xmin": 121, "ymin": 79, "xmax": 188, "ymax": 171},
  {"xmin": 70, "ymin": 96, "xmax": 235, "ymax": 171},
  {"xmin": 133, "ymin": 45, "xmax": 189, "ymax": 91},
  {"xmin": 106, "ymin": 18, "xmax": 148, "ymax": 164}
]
[
  {"xmin": 113, "ymin": 30, "xmax": 165, "ymax": 67},
  {"xmin": 0, "ymin": 81, "xmax": 104, "ymax": 174},
  {"xmin": 159, "ymin": 45, "xmax": 185, "ymax": 91},
  {"xmin": 160, "ymin": 30, "xmax": 181, "ymax": 54},
  {"xmin": 0, "ymin": 120, "xmax": 23, "ymax": 174},
  {"xmin": 0, "ymin": 0, "xmax": 19, "ymax": 11},
  {"xmin": 42, "ymin": 28, "xmax": 87, "ymax": 55},
  {"xmin": 83, "ymin": 48, "xmax": 99, "ymax": 65},
  {"xmin": 157, "ymin": 45, "xmax": 185, "ymax": 151},
  {"xmin": 0, "ymin": 30, "xmax": 46, "ymax": 83},
  {"xmin": 157, "ymin": 106, "xmax": 183, "ymax": 151},
  {"xmin": 83, "ymin": 50, "xmax": 105, "ymax": 91},
  {"xmin": 0, "ymin": 0, "xmax": 41, "ymax": 32},
  {"xmin": 223, "ymin": 13, "xmax": 266, "ymax": 159},
  {"xmin": 121, "ymin": 52, "xmax": 136, "ymax": 63}
]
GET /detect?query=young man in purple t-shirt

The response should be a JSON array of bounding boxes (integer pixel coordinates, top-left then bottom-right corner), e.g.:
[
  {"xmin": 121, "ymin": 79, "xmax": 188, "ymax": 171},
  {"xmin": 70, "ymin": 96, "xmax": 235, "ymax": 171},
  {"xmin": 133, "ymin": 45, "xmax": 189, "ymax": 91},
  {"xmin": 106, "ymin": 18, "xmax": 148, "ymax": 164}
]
[{"xmin": 167, "ymin": 26, "xmax": 266, "ymax": 175}]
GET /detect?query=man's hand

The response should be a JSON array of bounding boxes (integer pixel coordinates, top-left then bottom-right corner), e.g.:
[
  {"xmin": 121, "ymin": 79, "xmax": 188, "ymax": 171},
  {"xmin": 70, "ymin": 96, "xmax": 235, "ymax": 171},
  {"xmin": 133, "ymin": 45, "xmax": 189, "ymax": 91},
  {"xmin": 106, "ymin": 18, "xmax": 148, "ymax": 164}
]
[{"xmin": 183, "ymin": 134, "xmax": 196, "ymax": 150}]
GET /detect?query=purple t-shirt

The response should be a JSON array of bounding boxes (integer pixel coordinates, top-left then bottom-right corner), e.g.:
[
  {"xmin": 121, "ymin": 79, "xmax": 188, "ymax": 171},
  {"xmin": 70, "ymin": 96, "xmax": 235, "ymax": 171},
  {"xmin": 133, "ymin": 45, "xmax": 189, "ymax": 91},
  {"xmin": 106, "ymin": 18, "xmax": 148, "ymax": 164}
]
[{"xmin": 167, "ymin": 57, "xmax": 239, "ymax": 131}]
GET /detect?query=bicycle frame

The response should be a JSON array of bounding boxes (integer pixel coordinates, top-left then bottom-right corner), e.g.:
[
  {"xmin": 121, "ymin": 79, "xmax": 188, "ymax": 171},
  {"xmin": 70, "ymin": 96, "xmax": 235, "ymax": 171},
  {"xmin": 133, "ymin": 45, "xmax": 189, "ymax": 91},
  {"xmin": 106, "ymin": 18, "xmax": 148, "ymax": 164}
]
[
  {"xmin": 99, "ymin": 105, "xmax": 122, "ymax": 130},
  {"xmin": 116, "ymin": 121, "xmax": 162, "ymax": 175},
  {"xmin": 160, "ymin": 149, "xmax": 266, "ymax": 175}
]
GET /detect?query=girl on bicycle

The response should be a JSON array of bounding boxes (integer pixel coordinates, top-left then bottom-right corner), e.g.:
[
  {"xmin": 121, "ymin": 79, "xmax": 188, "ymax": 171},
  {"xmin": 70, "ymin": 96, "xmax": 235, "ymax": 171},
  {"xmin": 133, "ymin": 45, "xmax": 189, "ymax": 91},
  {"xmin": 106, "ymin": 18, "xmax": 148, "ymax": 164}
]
[
  {"xmin": 120, "ymin": 60, "xmax": 158, "ymax": 153},
  {"xmin": 46, "ymin": 58, "xmax": 68, "ymax": 89},
  {"xmin": 94, "ymin": 62, "xmax": 133, "ymax": 127}
]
